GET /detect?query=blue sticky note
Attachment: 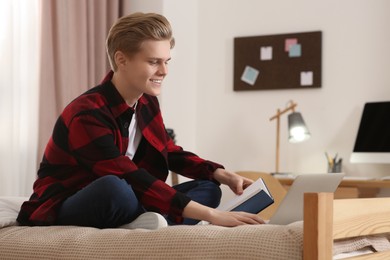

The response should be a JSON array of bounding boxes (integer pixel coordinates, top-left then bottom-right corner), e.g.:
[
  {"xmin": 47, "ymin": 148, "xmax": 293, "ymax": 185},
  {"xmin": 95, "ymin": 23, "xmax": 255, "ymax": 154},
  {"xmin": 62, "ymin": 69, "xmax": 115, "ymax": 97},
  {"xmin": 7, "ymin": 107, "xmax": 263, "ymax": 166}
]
[
  {"xmin": 289, "ymin": 44, "xmax": 301, "ymax": 57},
  {"xmin": 241, "ymin": 66, "xmax": 259, "ymax": 86}
]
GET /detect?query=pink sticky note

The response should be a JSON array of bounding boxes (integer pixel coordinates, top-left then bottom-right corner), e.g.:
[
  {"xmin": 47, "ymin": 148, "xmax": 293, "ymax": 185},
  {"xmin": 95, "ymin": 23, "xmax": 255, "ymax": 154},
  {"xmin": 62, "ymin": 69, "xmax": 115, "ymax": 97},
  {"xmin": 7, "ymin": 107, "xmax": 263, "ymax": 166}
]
[{"xmin": 285, "ymin": 38, "xmax": 298, "ymax": 52}]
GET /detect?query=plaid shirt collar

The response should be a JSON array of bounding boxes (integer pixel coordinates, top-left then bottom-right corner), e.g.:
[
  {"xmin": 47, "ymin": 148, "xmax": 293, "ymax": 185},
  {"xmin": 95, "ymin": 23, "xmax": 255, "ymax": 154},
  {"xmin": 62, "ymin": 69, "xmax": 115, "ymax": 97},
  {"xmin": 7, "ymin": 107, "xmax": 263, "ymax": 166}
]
[{"xmin": 100, "ymin": 71, "xmax": 149, "ymax": 120}]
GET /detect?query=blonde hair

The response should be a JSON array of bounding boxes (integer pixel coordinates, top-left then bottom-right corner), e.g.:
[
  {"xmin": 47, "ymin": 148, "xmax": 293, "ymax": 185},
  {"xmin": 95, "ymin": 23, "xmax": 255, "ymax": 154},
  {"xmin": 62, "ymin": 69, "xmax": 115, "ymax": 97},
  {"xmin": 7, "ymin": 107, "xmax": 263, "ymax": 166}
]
[{"xmin": 106, "ymin": 12, "xmax": 175, "ymax": 71}]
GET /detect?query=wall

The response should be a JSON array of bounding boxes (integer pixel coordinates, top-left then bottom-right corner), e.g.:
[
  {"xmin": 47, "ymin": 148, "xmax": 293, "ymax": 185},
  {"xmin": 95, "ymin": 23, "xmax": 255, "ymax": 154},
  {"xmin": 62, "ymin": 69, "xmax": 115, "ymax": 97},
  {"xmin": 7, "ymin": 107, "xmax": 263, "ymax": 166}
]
[
  {"xmin": 128, "ymin": 0, "xmax": 199, "ymax": 185},
  {"xmin": 130, "ymin": 0, "xmax": 390, "ymax": 180},
  {"xmin": 127, "ymin": 0, "xmax": 198, "ymax": 152}
]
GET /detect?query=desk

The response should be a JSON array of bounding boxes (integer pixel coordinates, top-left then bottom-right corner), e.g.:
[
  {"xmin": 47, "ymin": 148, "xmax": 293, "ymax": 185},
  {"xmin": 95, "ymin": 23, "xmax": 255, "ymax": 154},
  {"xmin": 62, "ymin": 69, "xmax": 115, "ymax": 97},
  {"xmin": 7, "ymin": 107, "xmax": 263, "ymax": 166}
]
[{"xmin": 277, "ymin": 177, "xmax": 390, "ymax": 198}]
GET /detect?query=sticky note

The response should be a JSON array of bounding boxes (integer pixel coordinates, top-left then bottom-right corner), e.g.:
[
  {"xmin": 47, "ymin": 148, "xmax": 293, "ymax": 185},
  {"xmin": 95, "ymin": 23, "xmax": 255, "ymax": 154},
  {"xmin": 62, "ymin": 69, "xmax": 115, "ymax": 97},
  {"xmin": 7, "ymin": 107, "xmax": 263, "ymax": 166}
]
[
  {"xmin": 285, "ymin": 38, "xmax": 298, "ymax": 52},
  {"xmin": 241, "ymin": 66, "xmax": 259, "ymax": 86},
  {"xmin": 289, "ymin": 44, "xmax": 301, "ymax": 57},
  {"xmin": 301, "ymin": 71, "xmax": 313, "ymax": 86},
  {"xmin": 260, "ymin": 46, "xmax": 273, "ymax": 60}
]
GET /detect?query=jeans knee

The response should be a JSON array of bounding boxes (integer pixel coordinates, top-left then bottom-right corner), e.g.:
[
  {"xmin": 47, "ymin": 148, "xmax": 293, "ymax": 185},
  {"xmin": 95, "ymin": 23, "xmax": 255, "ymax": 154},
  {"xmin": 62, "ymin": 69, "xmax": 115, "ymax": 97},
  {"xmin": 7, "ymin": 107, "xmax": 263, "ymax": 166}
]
[
  {"xmin": 194, "ymin": 180, "xmax": 222, "ymax": 208},
  {"xmin": 93, "ymin": 176, "xmax": 128, "ymax": 198},
  {"xmin": 58, "ymin": 175, "xmax": 143, "ymax": 228},
  {"xmin": 92, "ymin": 175, "xmax": 140, "ymax": 214},
  {"xmin": 202, "ymin": 181, "xmax": 222, "ymax": 200}
]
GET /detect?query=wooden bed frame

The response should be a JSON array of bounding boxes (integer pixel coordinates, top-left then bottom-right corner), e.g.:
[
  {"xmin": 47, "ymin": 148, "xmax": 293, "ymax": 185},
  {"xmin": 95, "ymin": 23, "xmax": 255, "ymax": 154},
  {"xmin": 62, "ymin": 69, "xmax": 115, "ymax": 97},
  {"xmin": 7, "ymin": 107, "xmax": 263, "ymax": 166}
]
[{"xmin": 303, "ymin": 193, "xmax": 390, "ymax": 260}]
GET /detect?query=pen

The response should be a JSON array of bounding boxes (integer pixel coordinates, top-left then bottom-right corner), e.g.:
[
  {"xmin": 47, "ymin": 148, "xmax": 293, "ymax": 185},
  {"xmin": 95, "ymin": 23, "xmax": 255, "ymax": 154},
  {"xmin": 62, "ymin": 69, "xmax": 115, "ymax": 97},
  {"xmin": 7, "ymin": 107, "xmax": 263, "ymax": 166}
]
[
  {"xmin": 333, "ymin": 153, "xmax": 338, "ymax": 164},
  {"xmin": 325, "ymin": 152, "xmax": 333, "ymax": 168}
]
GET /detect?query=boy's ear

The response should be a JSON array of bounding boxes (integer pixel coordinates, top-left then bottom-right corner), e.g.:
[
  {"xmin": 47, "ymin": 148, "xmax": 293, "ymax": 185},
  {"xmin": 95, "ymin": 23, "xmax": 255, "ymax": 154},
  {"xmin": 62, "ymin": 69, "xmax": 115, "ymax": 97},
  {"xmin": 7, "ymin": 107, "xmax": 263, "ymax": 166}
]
[{"xmin": 114, "ymin": 51, "xmax": 127, "ymax": 68}]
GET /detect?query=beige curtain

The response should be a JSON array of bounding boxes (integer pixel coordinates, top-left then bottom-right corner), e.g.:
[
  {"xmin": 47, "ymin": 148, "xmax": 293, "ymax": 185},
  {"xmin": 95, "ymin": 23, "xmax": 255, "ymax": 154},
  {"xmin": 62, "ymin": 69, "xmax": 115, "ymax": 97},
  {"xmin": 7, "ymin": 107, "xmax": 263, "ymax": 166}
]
[{"xmin": 38, "ymin": 0, "xmax": 131, "ymax": 161}]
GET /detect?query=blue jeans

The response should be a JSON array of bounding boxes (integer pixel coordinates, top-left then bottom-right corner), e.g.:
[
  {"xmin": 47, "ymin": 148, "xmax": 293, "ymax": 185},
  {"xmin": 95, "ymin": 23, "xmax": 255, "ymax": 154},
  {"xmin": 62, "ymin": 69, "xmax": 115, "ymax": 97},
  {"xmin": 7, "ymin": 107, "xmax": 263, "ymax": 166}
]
[
  {"xmin": 57, "ymin": 175, "xmax": 221, "ymax": 228},
  {"xmin": 172, "ymin": 179, "xmax": 221, "ymax": 225}
]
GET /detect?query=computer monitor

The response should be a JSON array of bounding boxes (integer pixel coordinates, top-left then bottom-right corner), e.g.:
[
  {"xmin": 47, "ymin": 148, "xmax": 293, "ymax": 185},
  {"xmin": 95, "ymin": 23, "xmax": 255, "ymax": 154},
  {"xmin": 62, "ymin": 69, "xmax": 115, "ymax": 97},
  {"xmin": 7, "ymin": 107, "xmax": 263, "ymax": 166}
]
[{"xmin": 350, "ymin": 101, "xmax": 390, "ymax": 163}]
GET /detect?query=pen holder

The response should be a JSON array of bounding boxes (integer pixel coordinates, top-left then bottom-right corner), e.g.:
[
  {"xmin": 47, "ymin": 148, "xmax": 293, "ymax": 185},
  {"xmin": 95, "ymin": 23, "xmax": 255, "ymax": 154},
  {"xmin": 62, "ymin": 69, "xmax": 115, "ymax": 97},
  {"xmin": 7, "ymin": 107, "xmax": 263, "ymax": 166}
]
[{"xmin": 328, "ymin": 161, "xmax": 342, "ymax": 173}]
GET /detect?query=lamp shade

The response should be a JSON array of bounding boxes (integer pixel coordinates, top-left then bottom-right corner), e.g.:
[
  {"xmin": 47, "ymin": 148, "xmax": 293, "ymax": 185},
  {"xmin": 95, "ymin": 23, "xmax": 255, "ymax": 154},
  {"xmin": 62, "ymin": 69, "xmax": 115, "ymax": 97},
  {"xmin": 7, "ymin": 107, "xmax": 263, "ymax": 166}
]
[{"xmin": 288, "ymin": 112, "xmax": 310, "ymax": 143}]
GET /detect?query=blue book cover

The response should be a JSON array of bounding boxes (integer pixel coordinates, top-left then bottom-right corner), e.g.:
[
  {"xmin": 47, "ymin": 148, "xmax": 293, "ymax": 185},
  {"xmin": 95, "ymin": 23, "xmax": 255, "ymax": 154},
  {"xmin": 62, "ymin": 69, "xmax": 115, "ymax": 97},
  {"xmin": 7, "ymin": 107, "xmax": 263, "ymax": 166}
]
[
  {"xmin": 217, "ymin": 178, "xmax": 274, "ymax": 214},
  {"xmin": 231, "ymin": 190, "xmax": 274, "ymax": 214}
]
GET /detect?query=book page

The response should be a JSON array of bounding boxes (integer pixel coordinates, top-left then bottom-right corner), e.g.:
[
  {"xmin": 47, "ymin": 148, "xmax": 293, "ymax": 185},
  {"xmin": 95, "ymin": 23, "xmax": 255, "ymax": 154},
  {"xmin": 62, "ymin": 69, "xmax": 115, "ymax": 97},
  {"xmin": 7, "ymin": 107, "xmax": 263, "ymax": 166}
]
[{"xmin": 217, "ymin": 178, "xmax": 271, "ymax": 211}]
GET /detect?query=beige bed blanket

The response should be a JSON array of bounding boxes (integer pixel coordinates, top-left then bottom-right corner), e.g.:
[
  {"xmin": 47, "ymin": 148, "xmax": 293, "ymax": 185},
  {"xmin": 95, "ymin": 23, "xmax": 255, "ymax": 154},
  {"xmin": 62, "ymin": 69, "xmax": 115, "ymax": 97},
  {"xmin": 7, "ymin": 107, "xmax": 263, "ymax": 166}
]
[
  {"xmin": 0, "ymin": 196, "xmax": 304, "ymax": 259},
  {"xmin": 0, "ymin": 223, "xmax": 303, "ymax": 259}
]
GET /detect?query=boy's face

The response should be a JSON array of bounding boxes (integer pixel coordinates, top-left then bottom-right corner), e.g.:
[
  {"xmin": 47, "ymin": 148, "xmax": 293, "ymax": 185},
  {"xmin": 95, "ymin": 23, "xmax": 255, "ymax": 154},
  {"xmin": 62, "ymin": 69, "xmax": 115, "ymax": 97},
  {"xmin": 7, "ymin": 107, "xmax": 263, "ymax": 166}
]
[{"xmin": 121, "ymin": 40, "xmax": 171, "ymax": 98}]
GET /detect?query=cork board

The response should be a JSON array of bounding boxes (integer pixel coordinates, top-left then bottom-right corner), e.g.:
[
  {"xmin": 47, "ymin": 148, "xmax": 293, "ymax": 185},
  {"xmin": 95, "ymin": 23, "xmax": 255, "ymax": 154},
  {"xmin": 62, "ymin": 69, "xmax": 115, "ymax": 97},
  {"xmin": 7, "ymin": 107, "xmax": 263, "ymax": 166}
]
[{"xmin": 233, "ymin": 31, "xmax": 322, "ymax": 91}]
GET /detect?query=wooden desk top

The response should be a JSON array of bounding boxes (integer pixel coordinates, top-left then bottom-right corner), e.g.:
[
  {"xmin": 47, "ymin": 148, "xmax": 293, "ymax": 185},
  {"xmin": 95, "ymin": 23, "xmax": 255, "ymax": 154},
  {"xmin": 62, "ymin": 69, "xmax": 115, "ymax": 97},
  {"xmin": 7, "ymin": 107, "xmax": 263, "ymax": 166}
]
[{"xmin": 277, "ymin": 177, "xmax": 390, "ymax": 189}]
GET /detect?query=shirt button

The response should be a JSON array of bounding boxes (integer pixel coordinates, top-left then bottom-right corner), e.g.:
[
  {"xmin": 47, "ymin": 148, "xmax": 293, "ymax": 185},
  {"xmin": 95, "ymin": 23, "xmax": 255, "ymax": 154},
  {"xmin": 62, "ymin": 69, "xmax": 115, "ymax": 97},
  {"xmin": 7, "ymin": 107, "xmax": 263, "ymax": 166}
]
[{"xmin": 124, "ymin": 122, "xmax": 129, "ymax": 128}]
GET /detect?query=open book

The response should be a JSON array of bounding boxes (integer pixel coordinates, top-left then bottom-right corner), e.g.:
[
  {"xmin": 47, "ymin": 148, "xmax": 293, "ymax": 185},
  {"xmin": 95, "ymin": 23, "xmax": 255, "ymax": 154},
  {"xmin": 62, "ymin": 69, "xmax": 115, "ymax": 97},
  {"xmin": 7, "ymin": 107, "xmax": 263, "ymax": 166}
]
[{"xmin": 217, "ymin": 178, "xmax": 274, "ymax": 214}]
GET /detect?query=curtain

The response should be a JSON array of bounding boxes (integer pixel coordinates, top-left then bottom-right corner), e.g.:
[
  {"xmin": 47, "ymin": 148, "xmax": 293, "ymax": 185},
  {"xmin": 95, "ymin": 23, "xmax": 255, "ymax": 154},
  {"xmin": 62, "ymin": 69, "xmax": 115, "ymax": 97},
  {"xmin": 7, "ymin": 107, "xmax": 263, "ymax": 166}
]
[
  {"xmin": 0, "ymin": 0, "xmax": 41, "ymax": 196},
  {"xmin": 38, "ymin": 0, "xmax": 131, "ymax": 161},
  {"xmin": 0, "ymin": 0, "xmax": 130, "ymax": 196}
]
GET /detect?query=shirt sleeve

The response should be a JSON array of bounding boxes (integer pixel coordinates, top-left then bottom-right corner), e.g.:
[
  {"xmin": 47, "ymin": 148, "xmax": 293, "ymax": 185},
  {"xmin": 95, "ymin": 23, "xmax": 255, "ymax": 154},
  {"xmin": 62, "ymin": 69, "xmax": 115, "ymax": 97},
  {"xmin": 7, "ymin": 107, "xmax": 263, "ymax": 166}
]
[{"xmin": 164, "ymin": 130, "xmax": 224, "ymax": 182}]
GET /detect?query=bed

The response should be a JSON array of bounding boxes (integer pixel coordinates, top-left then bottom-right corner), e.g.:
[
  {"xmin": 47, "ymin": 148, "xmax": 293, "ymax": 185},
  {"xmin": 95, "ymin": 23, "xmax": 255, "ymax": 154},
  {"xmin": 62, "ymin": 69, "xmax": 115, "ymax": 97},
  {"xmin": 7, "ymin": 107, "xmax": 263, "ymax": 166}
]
[
  {"xmin": 304, "ymin": 192, "xmax": 390, "ymax": 259},
  {"xmin": 1, "ymin": 194, "xmax": 389, "ymax": 259}
]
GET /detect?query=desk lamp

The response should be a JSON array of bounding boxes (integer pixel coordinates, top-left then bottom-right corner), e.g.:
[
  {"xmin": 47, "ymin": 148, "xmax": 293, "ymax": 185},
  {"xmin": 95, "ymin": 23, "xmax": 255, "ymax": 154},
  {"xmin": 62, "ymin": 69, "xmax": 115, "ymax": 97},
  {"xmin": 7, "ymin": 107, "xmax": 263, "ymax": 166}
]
[{"xmin": 269, "ymin": 100, "xmax": 310, "ymax": 173}]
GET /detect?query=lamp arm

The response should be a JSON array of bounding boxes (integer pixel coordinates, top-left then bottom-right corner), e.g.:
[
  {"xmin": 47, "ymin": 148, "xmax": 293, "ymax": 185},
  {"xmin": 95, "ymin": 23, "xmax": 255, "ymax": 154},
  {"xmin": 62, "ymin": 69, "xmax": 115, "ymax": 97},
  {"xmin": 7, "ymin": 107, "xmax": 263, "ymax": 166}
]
[{"xmin": 269, "ymin": 101, "xmax": 297, "ymax": 121}]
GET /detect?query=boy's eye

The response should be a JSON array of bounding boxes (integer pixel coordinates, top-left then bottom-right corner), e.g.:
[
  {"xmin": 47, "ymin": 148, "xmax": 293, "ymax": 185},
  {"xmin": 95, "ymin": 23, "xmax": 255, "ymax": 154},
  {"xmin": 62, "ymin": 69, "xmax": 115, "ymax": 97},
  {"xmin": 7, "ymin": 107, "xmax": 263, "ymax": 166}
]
[{"xmin": 148, "ymin": 59, "xmax": 170, "ymax": 66}]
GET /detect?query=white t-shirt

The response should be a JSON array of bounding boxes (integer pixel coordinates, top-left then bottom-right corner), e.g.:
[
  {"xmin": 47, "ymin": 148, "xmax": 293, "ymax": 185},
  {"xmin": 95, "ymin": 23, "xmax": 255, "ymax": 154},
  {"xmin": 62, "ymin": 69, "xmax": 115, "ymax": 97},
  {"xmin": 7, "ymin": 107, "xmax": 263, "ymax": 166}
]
[{"xmin": 125, "ymin": 105, "xmax": 142, "ymax": 159}]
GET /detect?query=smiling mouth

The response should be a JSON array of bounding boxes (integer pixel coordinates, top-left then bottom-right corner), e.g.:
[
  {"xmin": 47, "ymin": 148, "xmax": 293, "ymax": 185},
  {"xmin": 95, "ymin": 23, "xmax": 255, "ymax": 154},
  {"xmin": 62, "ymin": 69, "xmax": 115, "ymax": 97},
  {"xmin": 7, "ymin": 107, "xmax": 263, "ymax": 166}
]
[{"xmin": 150, "ymin": 79, "xmax": 162, "ymax": 84}]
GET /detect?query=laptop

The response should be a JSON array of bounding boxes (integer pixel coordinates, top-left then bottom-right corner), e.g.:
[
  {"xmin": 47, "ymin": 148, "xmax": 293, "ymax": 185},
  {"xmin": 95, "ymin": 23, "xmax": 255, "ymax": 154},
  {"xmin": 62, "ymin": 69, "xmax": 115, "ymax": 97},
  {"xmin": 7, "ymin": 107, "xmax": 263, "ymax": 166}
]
[{"xmin": 268, "ymin": 173, "xmax": 344, "ymax": 225}]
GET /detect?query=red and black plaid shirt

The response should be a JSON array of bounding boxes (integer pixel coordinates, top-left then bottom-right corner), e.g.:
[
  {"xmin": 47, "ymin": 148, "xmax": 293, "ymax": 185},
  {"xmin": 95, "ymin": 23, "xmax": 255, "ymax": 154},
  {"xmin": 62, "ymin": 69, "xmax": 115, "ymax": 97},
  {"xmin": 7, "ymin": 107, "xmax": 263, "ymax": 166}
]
[{"xmin": 17, "ymin": 73, "xmax": 223, "ymax": 225}]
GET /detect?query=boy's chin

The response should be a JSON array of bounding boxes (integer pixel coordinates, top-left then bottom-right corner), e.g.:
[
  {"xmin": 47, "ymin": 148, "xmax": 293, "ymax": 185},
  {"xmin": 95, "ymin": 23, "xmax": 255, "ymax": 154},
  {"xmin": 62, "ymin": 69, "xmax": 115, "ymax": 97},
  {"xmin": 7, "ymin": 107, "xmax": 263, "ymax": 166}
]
[{"xmin": 146, "ymin": 88, "xmax": 161, "ymax": 97}]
